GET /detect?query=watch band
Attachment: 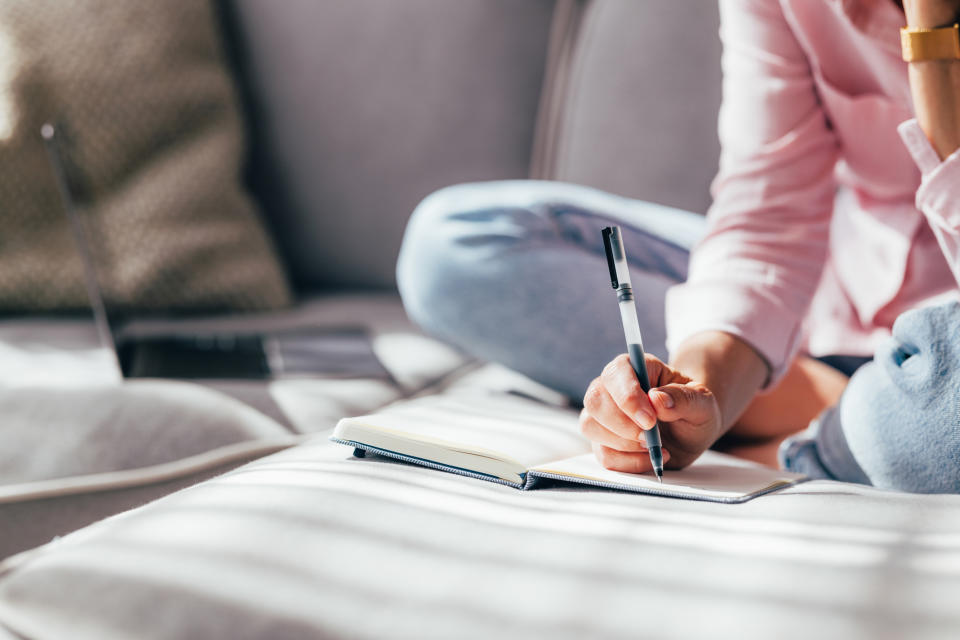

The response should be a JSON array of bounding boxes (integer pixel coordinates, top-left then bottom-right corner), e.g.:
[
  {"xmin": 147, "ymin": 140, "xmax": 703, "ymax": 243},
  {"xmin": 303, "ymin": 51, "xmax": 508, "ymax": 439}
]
[{"xmin": 901, "ymin": 23, "xmax": 960, "ymax": 62}]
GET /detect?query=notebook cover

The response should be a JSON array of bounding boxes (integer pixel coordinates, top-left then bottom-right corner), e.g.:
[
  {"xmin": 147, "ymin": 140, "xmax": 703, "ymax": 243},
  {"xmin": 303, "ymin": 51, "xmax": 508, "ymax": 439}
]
[
  {"xmin": 331, "ymin": 437, "xmax": 806, "ymax": 502},
  {"xmin": 330, "ymin": 438, "xmax": 527, "ymax": 489}
]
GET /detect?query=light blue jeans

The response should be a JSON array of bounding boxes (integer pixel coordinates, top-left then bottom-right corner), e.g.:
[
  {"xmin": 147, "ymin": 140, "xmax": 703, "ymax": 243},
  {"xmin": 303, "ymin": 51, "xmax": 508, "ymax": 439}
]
[{"xmin": 397, "ymin": 181, "xmax": 960, "ymax": 494}]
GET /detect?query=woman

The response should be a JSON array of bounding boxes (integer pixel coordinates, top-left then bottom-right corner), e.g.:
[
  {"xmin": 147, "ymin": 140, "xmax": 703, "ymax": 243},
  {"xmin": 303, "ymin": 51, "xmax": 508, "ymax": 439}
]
[{"xmin": 397, "ymin": 0, "xmax": 960, "ymax": 493}]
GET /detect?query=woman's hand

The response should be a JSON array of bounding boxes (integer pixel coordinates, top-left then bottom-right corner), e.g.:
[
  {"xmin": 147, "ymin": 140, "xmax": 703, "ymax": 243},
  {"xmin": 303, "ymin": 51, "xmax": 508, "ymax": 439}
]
[{"xmin": 580, "ymin": 353, "xmax": 723, "ymax": 473}]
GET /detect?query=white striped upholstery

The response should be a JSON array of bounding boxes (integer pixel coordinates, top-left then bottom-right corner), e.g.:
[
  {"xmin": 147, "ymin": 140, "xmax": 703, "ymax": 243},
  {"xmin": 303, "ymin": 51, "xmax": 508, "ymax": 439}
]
[
  {"xmin": 0, "ymin": 294, "xmax": 471, "ymax": 561},
  {"xmin": 2, "ymin": 393, "xmax": 959, "ymax": 639}
]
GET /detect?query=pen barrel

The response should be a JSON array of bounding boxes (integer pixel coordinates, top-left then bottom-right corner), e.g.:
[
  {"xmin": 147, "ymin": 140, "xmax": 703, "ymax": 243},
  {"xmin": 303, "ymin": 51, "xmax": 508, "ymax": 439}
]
[
  {"xmin": 619, "ymin": 291, "xmax": 649, "ymax": 389},
  {"xmin": 627, "ymin": 342, "xmax": 652, "ymax": 391},
  {"xmin": 627, "ymin": 342, "xmax": 662, "ymax": 451},
  {"xmin": 617, "ymin": 294, "xmax": 644, "ymax": 353},
  {"xmin": 605, "ymin": 228, "xmax": 664, "ymax": 471},
  {"xmin": 620, "ymin": 302, "xmax": 663, "ymax": 452},
  {"xmin": 644, "ymin": 422, "xmax": 663, "ymax": 449}
]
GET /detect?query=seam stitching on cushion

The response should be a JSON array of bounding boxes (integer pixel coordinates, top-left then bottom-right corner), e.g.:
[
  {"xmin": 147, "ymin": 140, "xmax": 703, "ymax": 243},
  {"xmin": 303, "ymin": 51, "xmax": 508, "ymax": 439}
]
[
  {"xmin": 552, "ymin": 0, "xmax": 601, "ymax": 180},
  {"xmin": 530, "ymin": 0, "xmax": 588, "ymax": 180},
  {"xmin": 0, "ymin": 437, "xmax": 304, "ymax": 504}
]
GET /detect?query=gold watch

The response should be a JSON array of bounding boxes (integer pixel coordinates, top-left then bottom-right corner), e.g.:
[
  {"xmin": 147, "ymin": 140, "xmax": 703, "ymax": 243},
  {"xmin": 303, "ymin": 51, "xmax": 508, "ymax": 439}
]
[{"xmin": 901, "ymin": 23, "xmax": 960, "ymax": 62}]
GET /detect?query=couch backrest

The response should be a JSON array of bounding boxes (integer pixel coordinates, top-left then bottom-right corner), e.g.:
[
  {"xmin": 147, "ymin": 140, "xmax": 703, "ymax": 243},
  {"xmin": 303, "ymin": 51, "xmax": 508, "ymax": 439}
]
[
  {"xmin": 533, "ymin": 0, "xmax": 722, "ymax": 215},
  {"xmin": 222, "ymin": 0, "xmax": 721, "ymax": 292},
  {"xmin": 222, "ymin": 0, "xmax": 555, "ymax": 291}
]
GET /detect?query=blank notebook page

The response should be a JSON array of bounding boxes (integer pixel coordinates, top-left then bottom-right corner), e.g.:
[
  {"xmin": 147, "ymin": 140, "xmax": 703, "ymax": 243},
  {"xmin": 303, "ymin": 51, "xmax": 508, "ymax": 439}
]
[
  {"xmin": 347, "ymin": 393, "xmax": 590, "ymax": 468},
  {"xmin": 532, "ymin": 451, "xmax": 805, "ymax": 500}
]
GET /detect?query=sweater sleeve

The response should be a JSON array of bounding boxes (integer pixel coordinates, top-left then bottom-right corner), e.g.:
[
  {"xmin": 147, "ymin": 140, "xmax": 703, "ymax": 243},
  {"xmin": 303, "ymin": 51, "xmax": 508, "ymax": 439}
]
[{"xmin": 665, "ymin": 0, "xmax": 840, "ymax": 387}]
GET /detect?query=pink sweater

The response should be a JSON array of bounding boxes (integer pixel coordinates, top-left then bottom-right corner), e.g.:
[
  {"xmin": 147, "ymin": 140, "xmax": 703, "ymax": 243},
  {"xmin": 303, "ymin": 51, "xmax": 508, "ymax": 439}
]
[{"xmin": 665, "ymin": 0, "xmax": 960, "ymax": 385}]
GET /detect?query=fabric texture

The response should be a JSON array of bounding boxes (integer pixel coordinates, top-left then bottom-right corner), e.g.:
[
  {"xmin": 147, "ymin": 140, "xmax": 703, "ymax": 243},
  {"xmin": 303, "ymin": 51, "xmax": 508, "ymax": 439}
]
[
  {"xmin": 0, "ymin": 0, "xmax": 291, "ymax": 312},
  {"xmin": 225, "ymin": 0, "xmax": 554, "ymax": 290},
  {"xmin": 778, "ymin": 405, "xmax": 872, "ymax": 485},
  {"xmin": 399, "ymin": 179, "xmax": 954, "ymax": 494},
  {"xmin": 397, "ymin": 180, "xmax": 704, "ymax": 400},
  {"xmin": 534, "ymin": 0, "xmax": 722, "ymax": 215},
  {"xmin": 665, "ymin": 0, "xmax": 960, "ymax": 387},
  {"xmin": 782, "ymin": 300, "xmax": 960, "ymax": 493},
  {"xmin": 0, "ymin": 451, "xmax": 284, "ymax": 567},
  {"xmin": 0, "ymin": 382, "xmax": 288, "ymax": 487},
  {"xmin": 2, "ymin": 403, "xmax": 960, "ymax": 640},
  {"xmin": 0, "ymin": 380, "xmax": 297, "ymax": 559},
  {"xmin": 0, "ymin": 293, "xmax": 473, "ymax": 560}
]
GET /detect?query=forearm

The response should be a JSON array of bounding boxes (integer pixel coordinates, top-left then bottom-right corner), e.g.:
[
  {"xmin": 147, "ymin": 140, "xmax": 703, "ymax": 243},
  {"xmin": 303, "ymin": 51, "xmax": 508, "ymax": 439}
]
[
  {"xmin": 904, "ymin": 0, "xmax": 960, "ymax": 158},
  {"xmin": 669, "ymin": 331, "xmax": 769, "ymax": 437}
]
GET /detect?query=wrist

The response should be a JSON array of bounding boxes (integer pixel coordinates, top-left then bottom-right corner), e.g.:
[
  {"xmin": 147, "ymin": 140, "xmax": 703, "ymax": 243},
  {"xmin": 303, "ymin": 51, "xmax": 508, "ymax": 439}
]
[
  {"xmin": 904, "ymin": 0, "xmax": 960, "ymax": 28},
  {"xmin": 669, "ymin": 330, "xmax": 768, "ymax": 435}
]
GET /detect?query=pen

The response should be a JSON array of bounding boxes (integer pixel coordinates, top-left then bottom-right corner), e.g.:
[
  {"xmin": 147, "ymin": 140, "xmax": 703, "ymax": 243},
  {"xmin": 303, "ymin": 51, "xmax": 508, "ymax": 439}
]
[{"xmin": 601, "ymin": 226, "xmax": 664, "ymax": 482}]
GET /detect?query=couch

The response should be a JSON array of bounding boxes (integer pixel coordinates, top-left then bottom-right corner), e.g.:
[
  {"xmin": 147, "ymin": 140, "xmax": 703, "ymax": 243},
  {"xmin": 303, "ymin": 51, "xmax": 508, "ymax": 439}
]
[{"xmin": 1, "ymin": 1, "xmax": 958, "ymax": 638}]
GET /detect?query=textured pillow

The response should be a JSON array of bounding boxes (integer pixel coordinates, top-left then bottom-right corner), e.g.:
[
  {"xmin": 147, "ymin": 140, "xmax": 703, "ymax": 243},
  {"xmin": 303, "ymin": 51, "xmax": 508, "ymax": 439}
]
[{"xmin": 0, "ymin": 0, "xmax": 292, "ymax": 312}]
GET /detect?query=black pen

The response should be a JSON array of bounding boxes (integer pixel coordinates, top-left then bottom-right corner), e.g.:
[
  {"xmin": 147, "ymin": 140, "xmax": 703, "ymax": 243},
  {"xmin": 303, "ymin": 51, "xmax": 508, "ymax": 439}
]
[{"xmin": 601, "ymin": 226, "xmax": 664, "ymax": 482}]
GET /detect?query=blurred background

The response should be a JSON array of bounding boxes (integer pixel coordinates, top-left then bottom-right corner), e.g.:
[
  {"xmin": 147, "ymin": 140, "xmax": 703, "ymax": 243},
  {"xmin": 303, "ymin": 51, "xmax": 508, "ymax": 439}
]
[
  {"xmin": 0, "ymin": 0, "xmax": 721, "ymax": 315},
  {"xmin": 0, "ymin": 0, "xmax": 723, "ymax": 559}
]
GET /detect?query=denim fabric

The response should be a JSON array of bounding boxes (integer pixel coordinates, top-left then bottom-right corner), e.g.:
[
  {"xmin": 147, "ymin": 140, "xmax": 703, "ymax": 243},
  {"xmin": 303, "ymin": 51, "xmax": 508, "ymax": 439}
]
[
  {"xmin": 782, "ymin": 302, "xmax": 960, "ymax": 493},
  {"xmin": 398, "ymin": 180, "xmax": 960, "ymax": 493},
  {"xmin": 397, "ymin": 181, "xmax": 704, "ymax": 400},
  {"xmin": 778, "ymin": 405, "xmax": 872, "ymax": 486}
]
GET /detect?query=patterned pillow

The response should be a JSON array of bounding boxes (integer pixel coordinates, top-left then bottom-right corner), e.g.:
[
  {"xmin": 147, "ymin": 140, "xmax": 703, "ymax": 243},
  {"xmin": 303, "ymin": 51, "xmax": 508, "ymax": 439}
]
[{"xmin": 0, "ymin": 0, "xmax": 292, "ymax": 312}]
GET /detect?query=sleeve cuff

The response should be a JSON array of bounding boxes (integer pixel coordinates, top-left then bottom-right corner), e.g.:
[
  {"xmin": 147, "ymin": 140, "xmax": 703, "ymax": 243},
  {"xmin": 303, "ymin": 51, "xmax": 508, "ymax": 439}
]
[
  {"xmin": 898, "ymin": 119, "xmax": 960, "ymax": 230},
  {"xmin": 898, "ymin": 119, "xmax": 942, "ymax": 175},
  {"xmin": 665, "ymin": 281, "xmax": 805, "ymax": 389}
]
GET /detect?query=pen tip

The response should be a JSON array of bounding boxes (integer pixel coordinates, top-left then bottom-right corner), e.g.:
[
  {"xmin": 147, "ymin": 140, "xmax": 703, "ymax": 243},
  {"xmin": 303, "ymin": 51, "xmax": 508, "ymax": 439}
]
[{"xmin": 656, "ymin": 469, "xmax": 663, "ymax": 483}]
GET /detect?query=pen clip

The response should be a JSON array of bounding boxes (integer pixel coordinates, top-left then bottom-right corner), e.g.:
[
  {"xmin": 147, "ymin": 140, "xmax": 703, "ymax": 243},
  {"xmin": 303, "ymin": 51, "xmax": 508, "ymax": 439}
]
[{"xmin": 601, "ymin": 226, "xmax": 619, "ymax": 289}]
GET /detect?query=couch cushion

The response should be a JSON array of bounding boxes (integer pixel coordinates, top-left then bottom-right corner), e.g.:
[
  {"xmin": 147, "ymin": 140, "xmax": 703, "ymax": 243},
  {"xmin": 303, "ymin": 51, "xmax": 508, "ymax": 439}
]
[
  {"xmin": 1, "ymin": 389, "xmax": 959, "ymax": 639},
  {"xmin": 223, "ymin": 0, "xmax": 555, "ymax": 289},
  {"xmin": 0, "ymin": 294, "xmax": 471, "ymax": 559},
  {"xmin": 0, "ymin": 381, "xmax": 298, "ymax": 560},
  {"xmin": 0, "ymin": 294, "xmax": 470, "ymax": 432},
  {"xmin": 0, "ymin": 0, "xmax": 291, "ymax": 312},
  {"xmin": 533, "ymin": 0, "xmax": 722, "ymax": 215},
  {"xmin": 119, "ymin": 293, "xmax": 473, "ymax": 431},
  {"xmin": 0, "ymin": 383, "xmax": 289, "ymax": 487}
]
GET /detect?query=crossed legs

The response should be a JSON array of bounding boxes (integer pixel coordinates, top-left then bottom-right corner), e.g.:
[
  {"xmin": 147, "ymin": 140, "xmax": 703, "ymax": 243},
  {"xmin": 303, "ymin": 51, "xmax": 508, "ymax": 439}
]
[{"xmin": 398, "ymin": 180, "xmax": 959, "ymax": 493}]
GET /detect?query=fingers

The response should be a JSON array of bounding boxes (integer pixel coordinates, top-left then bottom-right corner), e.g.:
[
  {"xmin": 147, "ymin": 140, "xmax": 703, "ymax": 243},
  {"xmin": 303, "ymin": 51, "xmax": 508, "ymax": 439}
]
[
  {"xmin": 592, "ymin": 443, "xmax": 671, "ymax": 474},
  {"xmin": 583, "ymin": 378, "xmax": 648, "ymax": 440},
  {"xmin": 647, "ymin": 382, "xmax": 716, "ymax": 426},
  {"xmin": 582, "ymin": 354, "xmax": 715, "ymax": 474},
  {"xmin": 599, "ymin": 354, "xmax": 657, "ymax": 429},
  {"xmin": 579, "ymin": 412, "xmax": 648, "ymax": 452}
]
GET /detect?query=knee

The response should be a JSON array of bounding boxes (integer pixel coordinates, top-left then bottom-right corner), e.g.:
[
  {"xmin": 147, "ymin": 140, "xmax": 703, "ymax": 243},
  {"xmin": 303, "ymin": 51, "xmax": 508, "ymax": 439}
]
[
  {"xmin": 883, "ymin": 301, "xmax": 960, "ymax": 395},
  {"xmin": 396, "ymin": 184, "xmax": 469, "ymax": 335},
  {"xmin": 397, "ymin": 180, "xmax": 571, "ymax": 335},
  {"xmin": 839, "ymin": 301, "xmax": 960, "ymax": 493},
  {"xmin": 397, "ymin": 181, "xmax": 532, "ymax": 337}
]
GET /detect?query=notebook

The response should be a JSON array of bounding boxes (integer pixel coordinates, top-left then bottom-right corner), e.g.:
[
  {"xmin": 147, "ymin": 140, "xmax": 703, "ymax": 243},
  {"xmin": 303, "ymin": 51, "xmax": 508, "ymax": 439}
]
[{"xmin": 330, "ymin": 393, "xmax": 806, "ymax": 503}]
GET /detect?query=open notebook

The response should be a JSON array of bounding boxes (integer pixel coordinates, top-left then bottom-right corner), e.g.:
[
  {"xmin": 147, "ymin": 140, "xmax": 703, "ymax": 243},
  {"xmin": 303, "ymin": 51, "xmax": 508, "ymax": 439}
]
[{"xmin": 331, "ymin": 393, "xmax": 806, "ymax": 503}]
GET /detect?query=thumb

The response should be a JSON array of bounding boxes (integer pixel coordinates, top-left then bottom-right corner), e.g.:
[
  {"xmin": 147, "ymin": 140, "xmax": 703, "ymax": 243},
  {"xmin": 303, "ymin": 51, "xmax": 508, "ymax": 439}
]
[{"xmin": 647, "ymin": 383, "xmax": 714, "ymax": 425}]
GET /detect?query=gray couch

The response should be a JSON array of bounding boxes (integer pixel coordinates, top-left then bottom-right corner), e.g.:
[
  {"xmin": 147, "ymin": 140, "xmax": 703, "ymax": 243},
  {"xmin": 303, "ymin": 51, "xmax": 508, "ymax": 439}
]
[
  {"xmin": 227, "ymin": 0, "xmax": 721, "ymax": 291},
  {"xmin": 3, "ymin": 2, "xmax": 958, "ymax": 639}
]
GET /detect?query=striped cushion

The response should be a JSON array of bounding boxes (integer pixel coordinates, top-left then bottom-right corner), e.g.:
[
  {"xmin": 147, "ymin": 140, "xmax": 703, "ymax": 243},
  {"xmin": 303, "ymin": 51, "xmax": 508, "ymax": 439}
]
[
  {"xmin": 1, "ymin": 396, "xmax": 959, "ymax": 639},
  {"xmin": 0, "ymin": 294, "xmax": 472, "ymax": 562}
]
